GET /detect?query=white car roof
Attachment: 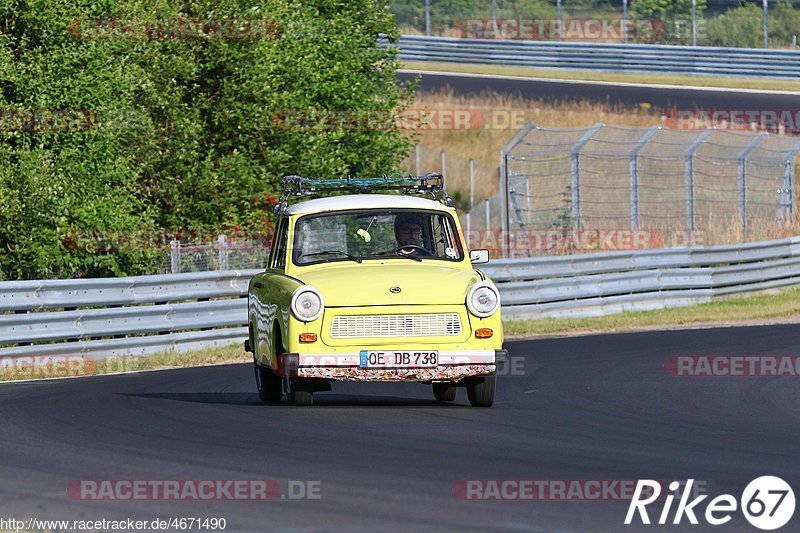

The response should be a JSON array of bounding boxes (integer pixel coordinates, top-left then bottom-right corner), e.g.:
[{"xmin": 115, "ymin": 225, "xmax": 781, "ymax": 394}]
[{"xmin": 286, "ymin": 194, "xmax": 455, "ymax": 215}]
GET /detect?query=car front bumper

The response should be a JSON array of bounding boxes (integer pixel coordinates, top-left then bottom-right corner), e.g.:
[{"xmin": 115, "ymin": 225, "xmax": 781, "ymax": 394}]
[{"xmin": 275, "ymin": 349, "xmax": 508, "ymax": 383}]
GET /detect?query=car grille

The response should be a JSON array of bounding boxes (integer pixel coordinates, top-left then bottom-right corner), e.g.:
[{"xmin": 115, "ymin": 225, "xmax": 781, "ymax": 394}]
[{"xmin": 330, "ymin": 313, "xmax": 463, "ymax": 338}]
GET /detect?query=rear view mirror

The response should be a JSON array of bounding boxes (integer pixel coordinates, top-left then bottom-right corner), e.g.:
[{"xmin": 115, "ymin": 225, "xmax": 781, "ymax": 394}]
[{"xmin": 470, "ymin": 249, "xmax": 489, "ymax": 264}]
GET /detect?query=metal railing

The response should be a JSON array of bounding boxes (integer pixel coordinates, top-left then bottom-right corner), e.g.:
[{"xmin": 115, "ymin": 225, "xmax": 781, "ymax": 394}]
[
  {"xmin": 2, "ymin": 237, "xmax": 800, "ymax": 360},
  {"xmin": 396, "ymin": 35, "xmax": 800, "ymax": 78},
  {"xmin": 0, "ymin": 270, "xmax": 258, "ymax": 360}
]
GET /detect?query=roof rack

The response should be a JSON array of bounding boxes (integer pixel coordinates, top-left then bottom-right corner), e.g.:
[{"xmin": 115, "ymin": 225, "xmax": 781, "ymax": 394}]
[{"xmin": 274, "ymin": 173, "xmax": 453, "ymax": 214}]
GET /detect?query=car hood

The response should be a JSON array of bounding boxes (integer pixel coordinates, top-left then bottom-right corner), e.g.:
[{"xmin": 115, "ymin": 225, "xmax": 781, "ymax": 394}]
[{"xmin": 296, "ymin": 262, "xmax": 482, "ymax": 306}]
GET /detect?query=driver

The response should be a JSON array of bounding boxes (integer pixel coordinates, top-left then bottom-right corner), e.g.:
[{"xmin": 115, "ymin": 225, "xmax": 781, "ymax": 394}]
[{"xmin": 394, "ymin": 213, "xmax": 426, "ymax": 252}]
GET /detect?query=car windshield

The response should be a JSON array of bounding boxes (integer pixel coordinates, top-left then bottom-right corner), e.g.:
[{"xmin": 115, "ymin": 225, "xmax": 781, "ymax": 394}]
[{"xmin": 292, "ymin": 209, "xmax": 464, "ymax": 265}]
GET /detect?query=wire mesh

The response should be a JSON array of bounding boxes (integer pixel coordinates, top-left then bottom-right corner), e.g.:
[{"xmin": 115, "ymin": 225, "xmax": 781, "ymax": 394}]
[{"xmin": 473, "ymin": 123, "xmax": 800, "ymax": 257}]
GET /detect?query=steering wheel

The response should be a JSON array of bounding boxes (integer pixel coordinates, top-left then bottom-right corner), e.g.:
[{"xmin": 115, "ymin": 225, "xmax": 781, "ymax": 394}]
[{"xmin": 393, "ymin": 245, "xmax": 433, "ymax": 257}]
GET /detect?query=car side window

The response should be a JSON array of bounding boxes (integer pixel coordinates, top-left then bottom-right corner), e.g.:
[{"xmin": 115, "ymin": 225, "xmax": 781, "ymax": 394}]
[{"xmin": 270, "ymin": 218, "xmax": 289, "ymax": 270}]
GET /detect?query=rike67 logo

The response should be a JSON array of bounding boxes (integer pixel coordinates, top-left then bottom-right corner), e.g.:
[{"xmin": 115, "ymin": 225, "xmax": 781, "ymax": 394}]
[{"xmin": 626, "ymin": 477, "xmax": 795, "ymax": 530}]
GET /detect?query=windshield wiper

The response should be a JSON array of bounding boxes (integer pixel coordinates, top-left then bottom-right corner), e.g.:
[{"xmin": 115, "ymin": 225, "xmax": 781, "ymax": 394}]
[
  {"xmin": 303, "ymin": 250, "xmax": 362, "ymax": 263},
  {"xmin": 372, "ymin": 252, "xmax": 422, "ymax": 262}
]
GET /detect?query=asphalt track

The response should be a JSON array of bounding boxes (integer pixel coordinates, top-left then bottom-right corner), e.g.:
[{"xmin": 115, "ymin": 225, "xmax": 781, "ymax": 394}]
[
  {"xmin": 2, "ymin": 323, "xmax": 800, "ymax": 532},
  {"xmin": 399, "ymin": 70, "xmax": 800, "ymax": 113}
]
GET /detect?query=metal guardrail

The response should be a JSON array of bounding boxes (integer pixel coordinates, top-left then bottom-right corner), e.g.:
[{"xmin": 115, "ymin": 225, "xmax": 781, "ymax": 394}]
[
  {"xmin": 2, "ymin": 237, "xmax": 800, "ymax": 361},
  {"xmin": 482, "ymin": 236, "xmax": 800, "ymax": 319},
  {"xmin": 0, "ymin": 270, "xmax": 259, "ymax": 361},
  {"xmin": 396, "ymin": 35, "xmax": 800, "ymax": 78}
]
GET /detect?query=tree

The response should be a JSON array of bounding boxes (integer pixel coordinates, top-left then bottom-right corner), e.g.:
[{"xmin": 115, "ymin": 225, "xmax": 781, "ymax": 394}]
[
  {"xmin": 0, "ymin": 0, "xmax": 415, "ymax": 279},
  {"xmin": 632, "ymin": 0, "xmax": 707, "ymax": 44}
]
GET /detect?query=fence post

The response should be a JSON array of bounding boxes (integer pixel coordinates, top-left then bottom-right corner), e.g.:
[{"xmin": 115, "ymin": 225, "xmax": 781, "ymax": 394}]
[
  {"xmin": 629, "ymin": 126, "xmax": 660, "ymax": 230},
  {"xmin": 218, "ymin": 234, "xmax": 229, "ymax": 271},
  {"xmin": 781, "ymin": 141, "xmax": 800, "ymax": 223},
  {"xmin": 499, "ymin": 121, "xmax": 536, "ymax": 258},
  {"xmin": 170, "ymin": 240, "xmax": 181, "ymax": 274},
  {"xmin": 415, "ymin": 144, "xmax": 420, "ymax": 175},
  {"xmin": 485, "ymin": 199, "xmax": 490, "ymax": 234},
  {"xmin": 570, "ymin": 123, "xmax": 604, "ymax": 231},
  {"xmin": 622, "ymin": 0, "xmax": 628, "ymax": 44},
  {"xmin": 738, "ymin": 133, "xmax": 767, "ymax": 235},
  {"xmin": 684, "ymin": 129, "xmax": 712, "ymax": 235}
]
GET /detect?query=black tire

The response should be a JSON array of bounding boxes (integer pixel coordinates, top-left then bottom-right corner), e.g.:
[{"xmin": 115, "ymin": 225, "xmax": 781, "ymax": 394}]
[
  {"xmin": 288, "ymin": 379, "xmax": 314, "ymax": 406},
  {"xmin": 467, "ymin": 375, "xmax": 496, "ymax": 407},
  {"xmin": 254, "ymin": 359, "xmax": 282, "ymax": 402},
  {"xmin": 432, "ymin": 382, "xmax": 457, "ymax": 401}
]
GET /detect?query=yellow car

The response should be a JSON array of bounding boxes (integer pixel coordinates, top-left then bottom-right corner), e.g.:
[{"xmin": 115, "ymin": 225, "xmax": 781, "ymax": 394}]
[{"xmin": 245, "ymin": 174, "xmax": 506, "ymax": 406}]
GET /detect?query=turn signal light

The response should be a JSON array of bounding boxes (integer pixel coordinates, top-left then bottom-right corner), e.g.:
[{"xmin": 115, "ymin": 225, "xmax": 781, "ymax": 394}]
[
  {"xmin": 299, "ymin": 333, "xmax": 317, "ymax": 343},
  {"xmin": 475, "ymin": 328, "xmax": 493, "ymax": 338}
]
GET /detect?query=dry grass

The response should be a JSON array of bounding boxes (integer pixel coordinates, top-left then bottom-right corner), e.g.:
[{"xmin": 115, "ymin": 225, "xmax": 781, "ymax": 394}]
[{"xmin": 402, "ymin": 88, "xmax": 661, "ymax": 201}]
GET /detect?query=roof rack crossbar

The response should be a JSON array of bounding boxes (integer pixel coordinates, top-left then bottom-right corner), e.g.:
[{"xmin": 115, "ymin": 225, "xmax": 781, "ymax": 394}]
[{"xmin": 275, "ymin": 173, "xmax": 452, "ymax": 213}]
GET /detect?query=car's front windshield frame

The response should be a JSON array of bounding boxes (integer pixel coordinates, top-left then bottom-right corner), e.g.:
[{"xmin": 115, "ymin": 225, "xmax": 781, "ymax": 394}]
[{"xmin": 291, "ymin": 208, "xmax": 465, "ymax": 267}]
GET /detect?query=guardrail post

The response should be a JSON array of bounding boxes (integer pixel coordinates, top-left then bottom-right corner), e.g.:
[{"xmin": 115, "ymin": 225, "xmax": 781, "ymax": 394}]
[
  {"xmin": 684, "ymin": 129, "xmax": 713, "ymax": 234},
  {"xmin": 738, "ymin": 133, "xmax": 767, "ymax": 235},
  {"xmin": 781, "ymin": 141, "xmax": 800, "ymax": 223},
  {"xmin": 499, "ymin": 121, "xmax": 536, "ymax": 258},
  {"xmin": 629, "ymin": 127, "xmax": 660, "ymax": 230},
  {"xmin": 570, "ymin": 124, "xmax": 604, "ymax": 231},
  {"xmin": 170, "ymin": 240, "xmax": 181, "ymax": 274},
  {"xmin": 218, "ymin": 235, "xmax": 229, "ymax": 271}
]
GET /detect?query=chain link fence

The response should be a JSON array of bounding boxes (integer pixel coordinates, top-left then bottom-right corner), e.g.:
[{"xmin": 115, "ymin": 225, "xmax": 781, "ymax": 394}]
[
  {"xmin": 462, "ymin": 122, "xmax": 800, "ymax": 257},
  {"xmin": 166, "ymin": 236, "xmax": 269, "ymax": 273},
  {"xmin": 390, "ymin": 0, "xmax": 800, "ymax": 49}
]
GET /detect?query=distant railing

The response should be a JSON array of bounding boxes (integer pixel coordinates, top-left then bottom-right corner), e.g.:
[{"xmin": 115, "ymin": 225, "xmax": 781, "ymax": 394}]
[{"xmin": 395, "ymin": 35, "xmax": 800, "ymax": 78}]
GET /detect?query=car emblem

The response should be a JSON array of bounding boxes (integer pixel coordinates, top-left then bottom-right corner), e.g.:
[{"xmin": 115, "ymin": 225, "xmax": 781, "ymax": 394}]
[{"xmin": 390, "ymin": 286, "xmax": 401, "ymax": 294}]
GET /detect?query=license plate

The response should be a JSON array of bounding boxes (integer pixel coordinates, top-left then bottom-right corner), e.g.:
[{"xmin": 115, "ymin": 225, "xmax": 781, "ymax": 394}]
[{"xmin": 359, "ymin": 350, "xmax": 438, "ymax": 368}]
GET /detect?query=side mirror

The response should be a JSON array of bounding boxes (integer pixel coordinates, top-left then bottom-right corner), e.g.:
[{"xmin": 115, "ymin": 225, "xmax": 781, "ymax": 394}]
[{"xmin": 469, "ymin": 249, "xmax": 489, "ymax": 264}]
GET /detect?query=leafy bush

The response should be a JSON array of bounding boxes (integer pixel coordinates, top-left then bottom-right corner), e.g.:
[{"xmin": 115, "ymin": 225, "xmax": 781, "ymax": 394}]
[
  {"xmin": 706, "ymin": 4, "xmax": 800, "ymax": 48},
  {"xmin": 0, "ymin": 0, "xmax": 414, "ymax": 280},
  {"xmin": 631, "ymin": 0, "xmax": 707, "ymax": 44}
]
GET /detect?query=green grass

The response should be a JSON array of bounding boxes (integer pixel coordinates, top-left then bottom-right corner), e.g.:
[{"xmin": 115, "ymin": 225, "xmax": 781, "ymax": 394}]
[
  {"xmin": 402, "ymin": 61, "xmax": 800, "ymax": 93},
  {"xmin": 504, "ymin": 286, "xmax": 800, "ymax": 337}
]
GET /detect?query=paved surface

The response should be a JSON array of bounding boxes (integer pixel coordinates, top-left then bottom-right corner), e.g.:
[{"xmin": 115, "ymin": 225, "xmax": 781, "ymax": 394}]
[
  {"xmin": 2, "ymin": 324, "xmax": 800, "ymax": 532},
  {"xmin": 399, "ymin": 70, "xmax": 800, "ymax": 113}
]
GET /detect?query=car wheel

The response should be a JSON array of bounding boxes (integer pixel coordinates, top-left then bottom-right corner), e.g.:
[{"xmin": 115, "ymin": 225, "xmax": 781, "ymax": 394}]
[
  {"xmin": 288, "ymin": 378, "xmax": 314, "ymax": 406},
  {"xmin": 254, "ymin": 358, "xmax": 282, "ymax": 402},
  {"xmin": 466, "ymin": 375, "xmax": 495, "ymax": 407},
  {"xmin": 432, "ymin": 382, "xmax": 457, "ymax": 401}
]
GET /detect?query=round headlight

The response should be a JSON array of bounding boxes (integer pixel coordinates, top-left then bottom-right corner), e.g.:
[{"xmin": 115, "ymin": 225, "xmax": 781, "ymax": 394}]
[
  {"xmin": 291, "ymin": 286, "xmax": 324, "ymax": 322},
  {"xmin": 467, "ymin": 282, "xmax": 500, "ymax": 318}
]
